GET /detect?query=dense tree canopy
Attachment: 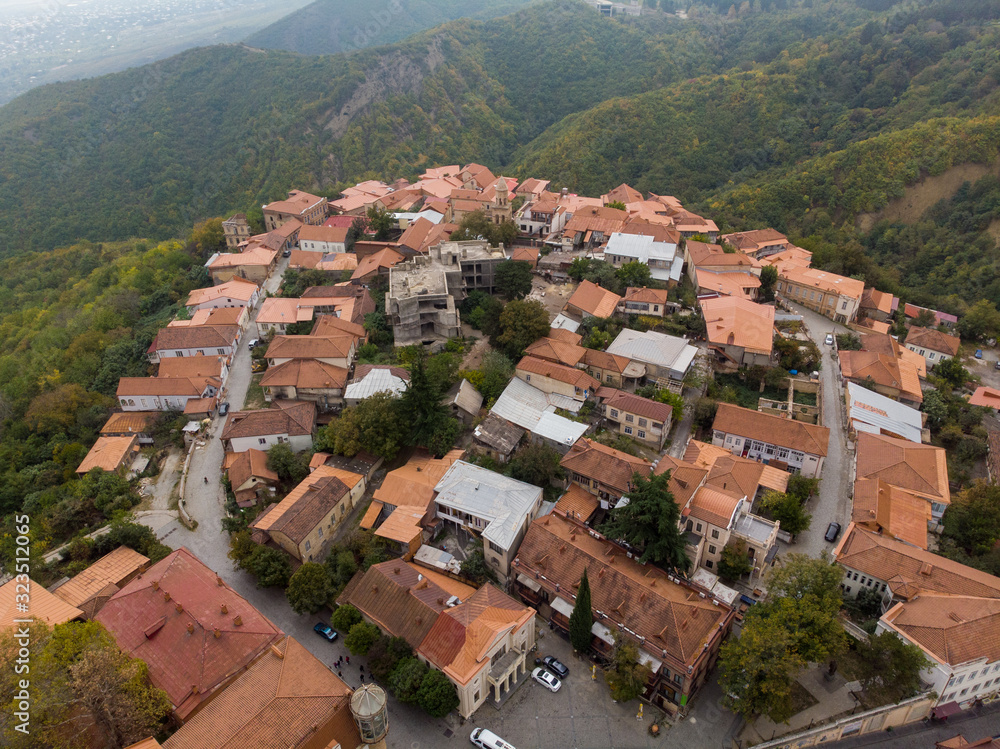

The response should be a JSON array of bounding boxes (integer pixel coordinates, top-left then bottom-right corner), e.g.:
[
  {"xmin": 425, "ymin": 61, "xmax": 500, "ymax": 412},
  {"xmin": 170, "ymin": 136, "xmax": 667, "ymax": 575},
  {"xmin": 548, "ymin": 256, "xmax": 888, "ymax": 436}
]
[{"xmin": 601, "ymin": 471, "xmax": 689, "ymax": 571}]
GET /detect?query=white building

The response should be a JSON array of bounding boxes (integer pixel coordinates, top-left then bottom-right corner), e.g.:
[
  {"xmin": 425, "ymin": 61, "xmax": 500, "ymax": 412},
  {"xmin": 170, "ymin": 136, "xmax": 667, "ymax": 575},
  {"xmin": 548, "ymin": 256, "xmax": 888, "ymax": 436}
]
[
  {"xmin": 846, "ymin": 381, "xmax": 925, "ymax": 444},
  {"xmin": 605, "ymin": 329, "xmax": 698, "ymax": 387},
  {"xmin": 296, "ymin": 225, "xmax": 349, "ymax": 254},
  {"xmin": 711, "ymin": 402, "xmax": 830, "ymax": 478},
  {"xmin": 604, "ymin": 232, "xmax": 683, "ymax": 284},
  {"xmin": 433, "ymin": 461, "xmax": 544, "ymax": 580}
]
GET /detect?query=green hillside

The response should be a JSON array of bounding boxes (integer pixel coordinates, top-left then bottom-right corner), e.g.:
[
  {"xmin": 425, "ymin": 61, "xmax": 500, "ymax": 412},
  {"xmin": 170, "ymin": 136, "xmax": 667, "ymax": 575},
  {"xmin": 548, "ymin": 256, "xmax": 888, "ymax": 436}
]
[
  {"xmin": 0, "ymin": 0, "xmax": 876, "ymax": 254},
  {"xmin": 245, "ymin": 0, "xmax": 538, "ymax": 55}
]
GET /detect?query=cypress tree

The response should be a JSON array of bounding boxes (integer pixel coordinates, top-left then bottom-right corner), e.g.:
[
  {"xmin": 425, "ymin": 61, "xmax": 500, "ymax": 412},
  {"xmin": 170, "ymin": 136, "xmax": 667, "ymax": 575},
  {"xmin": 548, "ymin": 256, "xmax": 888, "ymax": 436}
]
[{"xmin": 569, "ymin": 567, "xmax": 594, "ymax": 652}]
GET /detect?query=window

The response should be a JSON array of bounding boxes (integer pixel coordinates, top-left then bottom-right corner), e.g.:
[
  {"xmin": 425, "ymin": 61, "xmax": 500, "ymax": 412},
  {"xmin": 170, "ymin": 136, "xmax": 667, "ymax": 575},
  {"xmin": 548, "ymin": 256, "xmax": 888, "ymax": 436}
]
[
  {"xmin": 304, "ymin": 540, "xmax": 311, "ymax": 551},
  {"xmin": 488, "ymin": 540, "xmax": 503, "ymax": 554},
  {"xmin": 258, "ymin": 438, "xmax": 267, "ymax": 445},
  {"xmin": 317, "ymin": 527, "xmax": 323, "ymax": 538},
  {"xmin": 624, "ymin": 426, "xmax": 633, "ymax": 435},
  {"xmin": 709, "ymin": 545, "xmax": 717, "ymax": 555},
  {"xmin": 928, "ymin": 352, "xmax": 935, "ymax": 359},
  {"xmin": 525, "ymin": 374, "xmax": 531, "ymax": 382},
  {"xmin": 141, "ymin": 398, "xmax": 148, "ymax": 407},
  {"xmin": 852, "ymin": 572, "xmax": 858, "ymax": 581},
  {"xmin": 652, "ymin": 422, "xmax": 663, "ymax": 430},
  {"xmin": 606, "ymin": 374, "xmax": 613, "ymax": 382},
  {"xmin": 970, "ymin": 671, "xmax": 978, "ymax": 680},
  {"xmin": 711, "ymin": 529, "xmax": 719, "ymax": 539},
  {"xmin": 673, "ymin": 673, "xmax": 683, "ymax": 686},
  {"xmin": 842, "ymin": 301, "xmax": 848, "ymax": 310},
  {"xmin": 705, "ymin": 560, "xmax": 713, "ymax": 569},
  {"xmin": 637, "ymin": 430, "xmax": 646, "ymax": 439},
  {"xmin": 610, "ymin": 409, "xmax": 619, "ymax": 418},
  {"xmin": 625, "ymin": 414, "xmax": 634, "ymax": 423},
  {"xmin": 777, "ymin": 448, "xmax": 789, "ymax": 459},
  {"xmin": 474, "ymin": 691, "xmax": 480, "ymax": 702},
  {"xmin": 218, "ymin": 348, "xmax": 226, "ymax": 355},
  {"xmin": 946, "ymin": 693, "xmax": 956, "ymax": 702},
  {"xmin": 638, "ymin": 418, "xmax": 647, "ymax": 428},
  {"xmin": 696, "ymin": 523, "xmax": 702, "ymax": 533},
  {"xmin": 196, "ymin": 350, "xmax": 205, "ymax": 356},
  {"xmin": 960, "ymin": 688, "xmax": 968, "ymax": 697},
  {"xmin": 860, "ymin": 576, "xmax": 867, "ymax": 585}
]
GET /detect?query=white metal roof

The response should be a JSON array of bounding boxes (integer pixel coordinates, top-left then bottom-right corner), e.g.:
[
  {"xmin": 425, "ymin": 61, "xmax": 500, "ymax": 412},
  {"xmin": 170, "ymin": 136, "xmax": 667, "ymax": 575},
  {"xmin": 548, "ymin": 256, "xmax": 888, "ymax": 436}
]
[
  {"xmin": 533, "ymin": 411, "xmax": 588, "ymax": 446},
  {"xmin": 606, "ymin": 329, "xmax": 698, "ymax": 379},
  {"xmin": 846, "ymin": 381, "xmax": 922, "ymax": 443},
  {"xmin": 344, "ymin": 368, "xmax": 408, "ymax": 401},
  {"xmin": 605, "ymin": 233, "xmax": 683, "ymax": 283},
  {"xmin": 490, "ymin": 379, "xmax": 586, "ymax": 446},
  {"xmin": 550, "ymin": 314, "xmax": 581, "ymax": 333},
  {"xmin": 433, "ymin": 460, "xmax": 542, "ymax": 549}
]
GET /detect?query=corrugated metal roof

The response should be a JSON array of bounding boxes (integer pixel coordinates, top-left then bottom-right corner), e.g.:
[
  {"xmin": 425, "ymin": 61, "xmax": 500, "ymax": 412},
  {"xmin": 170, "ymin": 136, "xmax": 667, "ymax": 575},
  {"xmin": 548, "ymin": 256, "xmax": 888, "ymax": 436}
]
[
  {"xmin": 344, "ymin": 368, "xmax": 408, "ymax": 400},
  {"xmin": 606, "ymin": 329, "xmax": 698, "ymax": 379},
  {"xmin": 846, "ymin": 382, "xmax": 922, "ymax": 443}
]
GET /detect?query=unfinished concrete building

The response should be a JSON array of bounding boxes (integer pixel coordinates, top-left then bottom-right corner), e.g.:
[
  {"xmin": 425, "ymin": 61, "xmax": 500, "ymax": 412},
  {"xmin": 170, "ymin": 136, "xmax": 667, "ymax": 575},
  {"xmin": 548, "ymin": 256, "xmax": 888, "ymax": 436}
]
[{"xmin": 386, "ymin": 241, "xmax": 506, "ymax": 348}]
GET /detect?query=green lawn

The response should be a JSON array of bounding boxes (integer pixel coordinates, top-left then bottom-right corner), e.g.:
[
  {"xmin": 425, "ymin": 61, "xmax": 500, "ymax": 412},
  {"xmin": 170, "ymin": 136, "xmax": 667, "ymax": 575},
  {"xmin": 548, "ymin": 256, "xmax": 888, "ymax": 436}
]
[{"xmin": 243, "ymin": 374, "xmax": 266, "ymax": 410}]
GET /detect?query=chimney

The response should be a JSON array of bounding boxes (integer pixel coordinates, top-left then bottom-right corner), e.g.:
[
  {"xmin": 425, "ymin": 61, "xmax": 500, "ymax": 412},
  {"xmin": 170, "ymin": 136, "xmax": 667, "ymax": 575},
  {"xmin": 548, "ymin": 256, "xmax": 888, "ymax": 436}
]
[
  {"xmin": 175, "ymin": 603, "xmax": 183, "ymax": 613},
  {"xmin": 221, "ymin": 603, "xmax": 228, "ymax": 614},
  {"xmin": 233, "ymin": 615, "xmax": 243, "ymax": 626},
  {"xmin": 216, "ymin": 576, "xmax": 224, "ymax": 587},
  {"xmin": 271, "ymin": 644, "xmax": 284, "ymax": 659},
  {"xmin": 187, "ymin": 623, "xmax": 195, "ymax": 634},
  {"xmin": 213, "ymin": 628, "xmax": 221, "ymax": 638},
  {"xmin": 152, "ymin": 580, "xmax": 159, "ymax": 591},
  {"xmin": 163, "ymin": 591, "xmax": 171, "ymax": 602}
]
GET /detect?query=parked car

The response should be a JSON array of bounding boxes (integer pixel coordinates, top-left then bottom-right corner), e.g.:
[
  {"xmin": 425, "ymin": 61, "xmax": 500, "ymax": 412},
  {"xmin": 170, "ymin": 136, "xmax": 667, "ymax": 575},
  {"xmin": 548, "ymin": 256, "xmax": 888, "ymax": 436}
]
[
  {"xmin": 247, "ymin": 338, "xmax": 260, "ymax": 349},
  {"xmin": 824, "ymin": 522, "xmax": 842, "ymax": 543},
  {"xmin": 994, "ymin": 360, "xmax": 1000, "ymax": 371},
  {"xmin": 824, "ymin": 333, "xmax": 834, "ymax": 346},
  {"xmin": 541, "ymin": 655, "xmax": 569, "ymax": 679},
  {"xmin": 218, "ymin": 402, "xmax": 230, "ymax": 416},
  {"xmin": 470, "ymin": 728, "xmax": 515, "ymax": 749},
  {"xmin": 531, "ymin": 667, "xmax": 561, "ymax": 692},
  {"xmin": 313, "ymin": 622, "xmax": 337, "ymax": 642},
  {"xmin": 282, "ymin": 249, "xmax": 291, "ymax": 257},
  {"xmin": 976, "ymin": 349, "xmax": 984, "ymax": 359}
]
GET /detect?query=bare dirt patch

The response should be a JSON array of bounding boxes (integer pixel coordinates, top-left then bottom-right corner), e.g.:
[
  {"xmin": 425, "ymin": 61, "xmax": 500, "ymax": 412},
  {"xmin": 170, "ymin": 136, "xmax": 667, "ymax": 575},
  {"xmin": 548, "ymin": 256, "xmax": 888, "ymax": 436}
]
[{"xmin": 856, "ymin": 160, "xmax": 1000, "ymax": 231}]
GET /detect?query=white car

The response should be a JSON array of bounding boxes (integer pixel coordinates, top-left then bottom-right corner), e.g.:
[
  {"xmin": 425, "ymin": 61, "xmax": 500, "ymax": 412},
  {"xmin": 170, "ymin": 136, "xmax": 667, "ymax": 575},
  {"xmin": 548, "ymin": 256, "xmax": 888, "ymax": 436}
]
[
  {"xmin": 470, "ymin": 727, "xmax": 516, "ymax": 749},
  {"xmin": 531, "ymin": 666, "xmax": 562, "ymax": 692},
  {"xmin": 824, "ymin": 333, "xmax": 834, "ymax": 346}
]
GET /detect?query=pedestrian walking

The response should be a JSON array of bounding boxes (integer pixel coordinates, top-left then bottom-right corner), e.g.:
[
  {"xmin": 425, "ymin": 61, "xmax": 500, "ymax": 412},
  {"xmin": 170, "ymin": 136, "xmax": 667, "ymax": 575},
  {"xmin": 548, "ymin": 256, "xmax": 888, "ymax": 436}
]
[
  {"xmin": 338, "ymin": 670, "xmax": 342, "ymax": 679},
  {"xmin": 360, "ymin": 673, "xmax": 365, "ymax": 683},
  {"xmin": 360, "ymin": 665, "xmax": 364, "ymax": 673},
  {"xmin": 346, "ymin": 656, "xmax": 350, "ymax": 665}
]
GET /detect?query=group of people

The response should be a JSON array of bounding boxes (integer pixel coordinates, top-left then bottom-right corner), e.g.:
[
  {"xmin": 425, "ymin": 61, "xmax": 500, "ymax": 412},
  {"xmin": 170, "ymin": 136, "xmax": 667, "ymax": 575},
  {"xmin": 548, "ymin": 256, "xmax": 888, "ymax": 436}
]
[{"xmin": 334, "ymin": 654, "xmax": 365, "ymax": 683}]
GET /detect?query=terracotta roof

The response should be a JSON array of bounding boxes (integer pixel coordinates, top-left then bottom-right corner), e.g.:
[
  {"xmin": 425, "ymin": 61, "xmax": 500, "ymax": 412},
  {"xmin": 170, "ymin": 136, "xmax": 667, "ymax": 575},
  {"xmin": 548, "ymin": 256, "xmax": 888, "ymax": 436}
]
[
  {"xmin": 695, "ymin": 269, "xmax": 761, "ymax": 299},
  {"xmin": 855, "ymin": 432, "xmax": 949, "ymax": 505},
  {"xmin": 758, "ymin": 246, "xmax": 813, "ymax": 272},
  {"xmin": 603, "ymin": 183, "xmax": 644, "ymax": 205},
  {"xmin": 150, "ymin": 325, "xmax": 238, "ymax": 352},
  {"xmin": 260, "ymin": 359, "xmax": 348, "ymax": 390},
  {"xmin": 406, "ymin": 564, "xmax": 476, "ymax": 600},
  {"xmin": 222, "ymin": 402, "xmax": 316, "ymax": 441},
  {"xmin": 652, "ymin": 456, "xmax": 708, "ymax": 508},
  {"xmin": 287, "ymin": 250, "xmax": 321, "ymax": 270},
  {"xmin": 906, "ymin": 326, "xmax": 961, "ymax": 357},
  {"xmin": 563, "ymin": 206, "xmax": 628, "ymax": 237},
  {"xmin": 419, "ymin": 585, "xmax": 533, "ymax": 685},
  {"xmin": 185, "ymin": 278, "xmax": 259, "ymax": 307},
  {"xmin": 264, "ymin": 190, "xmax": 325, "ymax": 216},
  {"xmin": 2, "ymin": 578, "xmax": 82, "ymax": 630},
  {"xmin": 256, "ymin": 298, "xmax": 315, "ymax": 326},
  {"xmin": 252, "ymin": 468, "xmax": 350, "ymax": 546},
  {"xmin": 125, "ymin": 740, "xmax": 163, "ymax": 749},
  {"xmin": 779, "ymin": 266, "xmax": 865, "ymax": 300},
  {"xmin": 101, "ymin": 411, "xmax": 158, "ymax": 436},
  {"xmin": 566, "ymin": 280, "xmax": 623, "ymax": 318},
  {"xmin": 298, "ymin": 225, "xmax": 349, "ymax": 244},
  {"xmin": 310, "ymin": 315, "xmax": 367, "ymax": 340},
  {"xmin": 688, "ymin": 241, "xmax": 759, "ymax": 270},
  {"xmin": 117, "ymin": 377, "xmax": 217, "ymax": 398},
  {"xmin": 524, "ymin": 337, "xmax": 586, "ymax": 367},
  {"xmin": 352, "ymin": 247, "xmax": 404, "ymax": 279},
  {"xmin": 597, "ymin": 388, "xmax": 673, "ymax": 423},
  {"xmin": 162, "ymin": 636, "xmax": 359, "ymax": 749},
  {"xmin": 700, "ymin": 297, "xmax": 775, "ymax": 355},
  {"xmin": 969, "ymin": 387, "xmax": 1000, "ymax": 409},
  {"xmin": 834, "ymin": 524, "xmax": 1000, "ymax": 601},
  {"xmin": 337, "ymin": 561, "xmax": 449, "ymax": 649},
  {"xmin": 374, "ymin": 508, "xmax": 424, "ymax": 544},
  {"xmin": 555, "ymin": 483, "xmax": 600, "ymax": 523},
  {"xmin": 208, "ymin": 247, "xmax": 276, "ymax": 269},
  {"xmin": 688, "ymin": 485, "xmax": 743, "ymax": 528},
  {"xmin": 840, "ymin": 351, "xmax": 923, "ymax": 402},
  {"xmin": 265, "ymin": 334, "xmax": 354, "ymax": 362},
  {"xmin": 560, "ymin": 438, "xmax": 653, "ymax": 496},
  {"xmin": 95, "ymin": 548, "xmax": 283, "ymax": 719},
  {"xmin": 157, "ymin": 357, "xmax": 226, "ymax": 379},
  {"xmin": 680, "ymin": 440, "xmax": 788, "ymax": 495},
  {"xmin": 511, "ymin": 246, "xmax": 539, "ymax": 268},
  {"xmin": 582, "ymin": 349, "xmax": 632, "ymax": 375},
  {"xmin": 904, "ymin": 304, "xmax": 959, "ymax": 325},
  {"xmin": 373, "ymin": 449, "xmax": 465, "ymax": 511},
  {"xmin": 853, "ymin": 318, "xmax": 892, "ymax": 335},
  {"xmin": 621, "ymin": 287, "xmax": 669, "ymax": 306},
  {"xmin": 516, "ymin": 177, "xmax": 550, "ymax": 195},
  {"xmin": 860, "ymin": 287, "xmax": 895, "ymax": 315},
  {"xmin": 76, "ymin": 435, "xmax": 138, "ymax": 474},
  {"xmin": 548, "ymin": 328, "xmax": 584, "ymax": 345},
  {"xmin": 713, "ymin": 403, "xmax": 830, "ymax": 457},
  {"xmin": 860, "ymin": 332, "xmax": 927, "ymax": 378},
  {"xmin": 881, "ymin": 594, "xmax": 1000, "ymax": 667},
  {"xmin": 721, "ymin": 229, "xmax": 787, "ymax": 253},
  {"xmin": 226, "ymin": 449, "xmax": 279, "ymax": 492},
  {"xmin": 52, "ymin": 546, "xmax": 148, "ymax": 612},
  {"xmin": 852, "ymin": 478, "xmax": 930, "ymax": 549},
  {"xmin": 513, "ymin": 513, "xmax": 731, "ymax": 671},
  {"xmin": 619, "ymin": 219, "xmax": 681, "ymax": 244},
  {"xmin": 516, "ymin": 356, "xmax": 600, "ymax": 391}
]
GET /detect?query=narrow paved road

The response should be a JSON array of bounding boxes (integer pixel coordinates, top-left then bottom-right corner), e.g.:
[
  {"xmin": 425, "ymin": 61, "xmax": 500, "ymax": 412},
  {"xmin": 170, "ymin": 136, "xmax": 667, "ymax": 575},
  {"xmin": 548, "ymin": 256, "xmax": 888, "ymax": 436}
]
[{"xmin": 776, "ymin": 302, "xmax": 854, "ymax": 559}]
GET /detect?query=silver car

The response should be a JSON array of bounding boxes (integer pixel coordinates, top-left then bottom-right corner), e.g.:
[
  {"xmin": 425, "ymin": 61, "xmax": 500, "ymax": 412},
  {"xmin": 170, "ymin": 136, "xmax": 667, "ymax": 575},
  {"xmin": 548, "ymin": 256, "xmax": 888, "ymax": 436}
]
[{"xmin": 531, "ymin": 667, "xmax": 562, "ymax": 692}]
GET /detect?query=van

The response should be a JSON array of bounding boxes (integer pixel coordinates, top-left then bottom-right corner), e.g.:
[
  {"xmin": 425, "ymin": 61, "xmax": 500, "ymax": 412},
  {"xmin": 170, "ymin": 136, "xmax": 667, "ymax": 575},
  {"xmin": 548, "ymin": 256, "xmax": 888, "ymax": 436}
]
[{"xmin": 470, "ymin": 728, "xmax": 516, "ymax": 749}]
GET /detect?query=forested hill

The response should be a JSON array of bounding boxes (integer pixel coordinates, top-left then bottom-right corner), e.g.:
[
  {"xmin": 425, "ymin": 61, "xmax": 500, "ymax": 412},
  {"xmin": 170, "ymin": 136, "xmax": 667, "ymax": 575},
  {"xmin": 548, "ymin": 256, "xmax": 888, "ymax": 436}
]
[
  {"xmin": 245, "ymin": 0, "xmax": 538, "ymax": 56},
  {"xmin": 0, "ymin": 0, "xmax": 879, "ymax": 254}
]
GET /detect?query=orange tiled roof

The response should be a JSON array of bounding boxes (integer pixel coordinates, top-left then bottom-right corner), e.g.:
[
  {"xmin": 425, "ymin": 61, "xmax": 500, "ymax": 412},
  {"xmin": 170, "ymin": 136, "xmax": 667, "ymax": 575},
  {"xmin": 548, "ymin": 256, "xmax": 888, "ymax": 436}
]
[
  {"xmin": 298, "ymin": 224, "xmax": 349, "ymax": 244},
  {"xmin": 622, "ymin": 286, "xmax": 669, "ymax": 306},
  {"xmin": 969, "ymin": 387, "xmax": 1000, "ymax": 410},
  {"xmin": 555, "ymin": 483, "xmax": 601, "ymax": 523},
  {"xmin": 310, "ymin": 315, "xmax": 367, "ymax": 340},
  {"xmin": 2, "ymin": 578, "xmax": 82, "ymax": 630},
  {"xmin": 881, "ymin": 594, "xmax": 1000, "ymax": 667},
  {"xmin": 256, "ymin": 298, "xmax": 316, "ymax": 326},
  {"xmin": 373, "ymin": 449, "xmax": 465, "ymax": 511},
  {"xmin": 563, "ymin": 205, "xmax": 628, "ymax": 236},
  {"xmin": 721, "ymin": 229, "xmax": 787, "ymax": 253},
  {"xmin": 150, "ymin": 325, "xmax": 239, "ymax": 352},
  {"xmin": 162, "ymin": 636, "xmax": 360, "ymax": 749},
  {"xmin": 260, "ymin": 359, "xmax": 348, "ymax": 391},
  {"xmin": 226, "ymin": 448, "xmax": 279, "ymax": 492},
  {"xmin": 852, "ymin": 478, "xmax": 930, "ymax": 549},
  {"xmin": 566, "ymin": 280, "xmax": 622, "ymax": 318},
  {"xmin": 511, "ymin": 246, "xmax": 539, "ymax": 268},
  {"xmin": 252, "ymin": 467, "xmax": 350, "ymax": 545},
  {"xmin": 653, "ymin": 456, "xmax": 708, "ymax": 508},
  {"xmin": 524, "ymin": 337, "xmax": 587, "ymax": 367},
  {"xmin": 265, "ymin": 334, "xmax": 354, "ymax": 360},
  {"xmin": 713, "ymin": 403, "xmax": 830, "ymax": 456},
  {"xmin": 264, "ymin": 190, "xmax": 325, "ymax": 216},
  {"xmin": 560, "ymin": 438, "xmax": 652, "ymax": 496},
  {"xmin": 222, "ymin": 402, "xmax": 316, "ymax": 441},
  {"xmin": 695, "ymin": 269, "xmax": 761, "ymax": 299},
  {"xmin": 76, "ymin": 435, "xmax": 138, "ymax": 474},
  {"xmin": 596, "ymin": 387, "xmax": 673, "ymax": 423},
  {"xmin": 582, "ymin": 349, "xmax": 632, "ymax": 375},
  {"xmin": 688, "ymin": 485, "xmax": 744, "ymax": 528},
  {"xmin": 514, "ymin": 513, "xmax": 731, "ymax": 671},
  {"xmin": 860, "ymin": 332, "xmax": 927, "ymax": 378},
  {"xmin": 855, "ymin": 432, "xmax": 949, "ymax": 505},
  {"xmin": 95, "ymin": 548, "xmax": 283, "ymax": 719},
  {"xmin": 834, "ymin": 524, "xmax": 1000, "ymax": 601},
  {"xmin": 680, "ymin": 439, "xmax": 788, "ymax": 496},
  {"xmin": 779, "ymin": 266, "xmax": 865, "ymax": 300},
  {"xmin": 157, "ymin": 356, "xmax": 226, "ymax": 379},
  {"xmin": 906, "ymin": 326, "xmax": 961, "ymax": 357},
  {"xmin": 516, "ymin": 356, "xmax": 600, "ymax": 391},
  {"xmin": 185, "ymin": 278, "xmax": 259, "ymax": 307},
  {"xmin": 352, "ymin": 247, "xmax": 405, "ymax": 280},
  {"xmin": 840, "ymin": 351, "xmax": 923, "ymax": 403},
  {"xmin": 101, "ymin": 411, "xmax": 158, "ymax": 436},
  {"xmin": 52, "ymin": 547, "xmax": 149, "ymax": 609},
  {"xmin": 208, "ymin": 247, "xmax": 276, "ymax": 269},
  {"xmin": 548, "ymin": 328, "xmax": 584, "ymax": 345},
  {"xmin": 700, "ymin": 296, "xmax": 775, "ymax": 355},
  {"xmin": 861, "ymin": 287, "xmax": 895, "ymax": 315}
]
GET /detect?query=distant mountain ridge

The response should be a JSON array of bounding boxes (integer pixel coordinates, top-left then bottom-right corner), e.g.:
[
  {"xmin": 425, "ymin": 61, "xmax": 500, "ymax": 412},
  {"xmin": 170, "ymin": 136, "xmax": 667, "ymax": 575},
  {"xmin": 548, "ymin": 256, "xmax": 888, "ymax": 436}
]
[{"xmin": 245, "ymin": 0, "xmax": 538, "ymax": 55}]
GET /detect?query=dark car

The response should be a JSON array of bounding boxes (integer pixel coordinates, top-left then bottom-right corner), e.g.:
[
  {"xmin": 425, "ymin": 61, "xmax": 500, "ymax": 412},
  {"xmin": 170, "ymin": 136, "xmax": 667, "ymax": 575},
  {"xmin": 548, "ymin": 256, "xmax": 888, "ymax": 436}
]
[
  {"xmin": 218, "ymin": 402, "xmax": 230, "ymax": 416},
  {"xmin": 541, "ymin": 655, "xmax": 569, "ymax": 679},
  {"xmin": 824, "ymin": 522, "xmax": 842, "ymax": 543},
  {"xmin": 313, "ymin": 622, "xmax": 337, "ymax": 642},
  {"xmin": 282, "ymin": 249, "xmax": 291, "ymax": 257}
]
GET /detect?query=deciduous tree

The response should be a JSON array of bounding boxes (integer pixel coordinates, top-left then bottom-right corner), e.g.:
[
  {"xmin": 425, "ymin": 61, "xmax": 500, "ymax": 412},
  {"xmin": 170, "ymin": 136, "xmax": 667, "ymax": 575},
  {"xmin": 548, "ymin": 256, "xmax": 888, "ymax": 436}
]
[
  {"xmin": 286, "ymin": 562, "xmax": 335, "ymax": 614},
  {"xmin": 854, "ymin": 632, "xmax": 929, "ymax": 705},
  {"xmin": 761, "ymin": 489, "xmax": 811, "ymax": 535},
  {"xmin": 495, "ymin": 260, "xmax": 534, "ymax": 300},
  {"xmin": 494, "ymin": 299, "xmax": 550, "ymax": 360},
  {"xmin": 615, "ymin": 261, "xmax": 652, "ymax": 289},
  {"xmin": 344, "ymin": 621, "xmax": 381, "ymax": 655},
  {"xmin": 604, "ymin": 631, "xmax": 652, "ymax": 703},
  {"xmin": 330, "ymin": 604, "xmax": 363, "ymax": 632},
  {"xmin": 315, "ymin": 392, "xmax": 405, "ymax": 461},
  {"xmin": 720, "ymin": 611, "xmax": 803, "ymax": 722},
  {"xmin": 758, "ymin": 264, "xmax": 778, "ymax": 302},
  {"xmin": 417, "ymin": 668, "xmax": 460, "ymax": 717},
  {"xmin": 601, "ymin": 472, "xmax": 689, "ymax": 570},
  {"xmin": 388, "ymin": 658, "xmax": 428, "ymax": 703}
]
